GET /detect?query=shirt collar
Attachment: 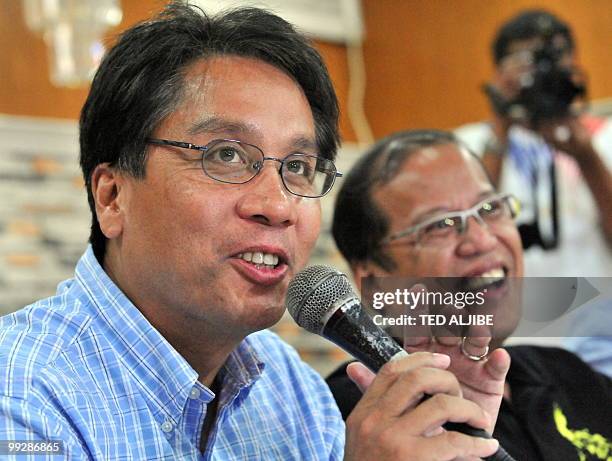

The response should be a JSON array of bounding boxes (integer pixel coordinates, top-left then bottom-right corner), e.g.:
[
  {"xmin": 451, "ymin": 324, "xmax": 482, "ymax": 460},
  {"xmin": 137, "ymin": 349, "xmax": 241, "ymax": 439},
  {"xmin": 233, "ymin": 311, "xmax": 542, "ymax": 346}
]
[
  {"xmin": 211, "ymin": 338, "xmax": 265, "ymax": 411},
  {"xmin": 75, "ymin": 246, "xmax": 197, "ymax": 425},
  {"xmin": 221, "ymin": 337, "xmax": 265, "ymax": 389},
  {"xmin": 74, "ymin": 246, "xmax": 265, "ymax": 424}
]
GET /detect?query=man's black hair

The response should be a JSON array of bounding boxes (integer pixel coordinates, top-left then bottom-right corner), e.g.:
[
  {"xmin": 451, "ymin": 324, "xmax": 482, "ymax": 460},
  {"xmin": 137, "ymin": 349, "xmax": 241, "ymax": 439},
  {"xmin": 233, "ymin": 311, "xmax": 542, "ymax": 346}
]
[
  {"xmin": 492, "ymin": 9, "xmax": 574, "ymax": 64},
  {"xmin": 80, "ymin": 2, "xmax": 340, "ymax": 262},
  {"xmin": 332, "ymin": 129, "xmax": 487, "ymax": 272}
]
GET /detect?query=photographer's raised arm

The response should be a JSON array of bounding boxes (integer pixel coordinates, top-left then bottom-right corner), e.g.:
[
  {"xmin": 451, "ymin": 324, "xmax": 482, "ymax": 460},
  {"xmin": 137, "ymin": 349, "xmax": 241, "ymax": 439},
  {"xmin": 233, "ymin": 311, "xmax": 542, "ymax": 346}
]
[{"xmin": 537, "ymin": 117, "xmax": 612, "ymax": 246}]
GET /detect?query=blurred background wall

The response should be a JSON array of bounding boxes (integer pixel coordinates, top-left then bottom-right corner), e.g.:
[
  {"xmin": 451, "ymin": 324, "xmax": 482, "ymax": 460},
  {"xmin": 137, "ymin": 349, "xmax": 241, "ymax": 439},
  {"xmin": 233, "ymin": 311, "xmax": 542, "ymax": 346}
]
[
  {"xmin": 2, "ymin": 0, "xmax": 611, "ymax": 137},
  {"xmin": 1, "ymin": 0, "xmax": 611, "ymax": 373}
]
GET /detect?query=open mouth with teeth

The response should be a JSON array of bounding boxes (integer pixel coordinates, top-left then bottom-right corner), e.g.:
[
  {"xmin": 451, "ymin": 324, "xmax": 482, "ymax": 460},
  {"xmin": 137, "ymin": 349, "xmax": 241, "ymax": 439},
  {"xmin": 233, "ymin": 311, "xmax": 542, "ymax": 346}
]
[
  {"xmin": 237, "ymin": 251, "xmax": 281, "ymax": 269},
  {"xmin": 462, "ymin": 267, "xmax": 508, "ymax": 292}
]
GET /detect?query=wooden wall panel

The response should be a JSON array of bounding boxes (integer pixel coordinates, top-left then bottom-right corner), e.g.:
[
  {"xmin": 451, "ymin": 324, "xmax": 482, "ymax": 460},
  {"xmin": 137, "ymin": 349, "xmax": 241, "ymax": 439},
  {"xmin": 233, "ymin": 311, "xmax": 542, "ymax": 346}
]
[
  {"xmin": 1, "ymin": 1, "xmax": 610, "ymax": 142},
  {"xmin": 0, "ymin": 0, "xmax": 163, "ymax": 121},
  {"xmin": 361, "ymin": 0, "xmax": 612, "ymax": 136},
  {"xmin": 0, "ymin": 0, "xmax": 356, "ymax": 140}
]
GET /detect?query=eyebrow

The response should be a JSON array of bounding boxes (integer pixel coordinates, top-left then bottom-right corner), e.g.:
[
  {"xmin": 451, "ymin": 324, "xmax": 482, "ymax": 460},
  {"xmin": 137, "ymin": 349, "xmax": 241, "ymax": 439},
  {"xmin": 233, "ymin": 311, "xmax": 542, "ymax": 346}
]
[
  {"xmin": 411, "ymin": 190, "xmax": 496, "ymax": 224},
  {"xmin": 187, "ymin": 117, "xmax": 253, "ymax": 137},
  {"xmin": 187, "ymin": 116, "xmax": 318, "ymax": 152},
  {"xmin": 290, "ymin": 136, "xmax": 319, "ymax": 153}
]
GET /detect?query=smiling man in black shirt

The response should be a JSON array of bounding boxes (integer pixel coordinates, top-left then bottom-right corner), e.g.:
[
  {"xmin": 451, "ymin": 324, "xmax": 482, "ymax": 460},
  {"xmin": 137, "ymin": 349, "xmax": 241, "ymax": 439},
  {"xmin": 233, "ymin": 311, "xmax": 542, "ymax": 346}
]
[{"xmin": 328, "ymin": 129, "xmax": 612, "ymax": 461}]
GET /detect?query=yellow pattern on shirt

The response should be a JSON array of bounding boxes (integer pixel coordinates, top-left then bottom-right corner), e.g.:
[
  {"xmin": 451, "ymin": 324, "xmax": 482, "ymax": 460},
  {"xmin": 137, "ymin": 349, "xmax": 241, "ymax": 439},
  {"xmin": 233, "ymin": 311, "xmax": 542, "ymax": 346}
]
[{"xmin": 553, "ymin": 404, "xmax": 612, "ymax": 460}]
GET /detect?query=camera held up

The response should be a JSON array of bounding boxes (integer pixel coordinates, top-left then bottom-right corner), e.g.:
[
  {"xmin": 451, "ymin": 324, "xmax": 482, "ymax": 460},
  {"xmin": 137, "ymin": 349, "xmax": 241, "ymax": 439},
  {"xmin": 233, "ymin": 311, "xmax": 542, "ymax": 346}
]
[{"xmin": 484, "ymin": 30, "xmax": 587, "ymax": 126}]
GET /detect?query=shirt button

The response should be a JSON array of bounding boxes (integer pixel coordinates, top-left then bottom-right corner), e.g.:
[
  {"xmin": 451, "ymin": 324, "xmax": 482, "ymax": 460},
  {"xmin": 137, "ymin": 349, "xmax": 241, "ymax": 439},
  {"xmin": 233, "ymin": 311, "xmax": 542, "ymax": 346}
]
[
  {"xmin": 161, "ymin": 421, "xmax": 174, "ymax": 433},
  {"xmin": 189, "ymin": 387, "xmax": 201, "ymax": 400}
]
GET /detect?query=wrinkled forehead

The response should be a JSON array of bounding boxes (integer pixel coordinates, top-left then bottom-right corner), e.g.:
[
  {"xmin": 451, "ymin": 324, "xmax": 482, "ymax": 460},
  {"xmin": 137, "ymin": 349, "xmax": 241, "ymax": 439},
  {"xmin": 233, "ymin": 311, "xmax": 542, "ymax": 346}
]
[
  {"xmin": 178, "ymin": 56, "xmax": 306, "ymax": 108},
  {"xmin": 372, "ymin": 144, "xmax": 493, "ymax": 218},
  {"xmin": 391, "ymin": 144, "xmax": 490, "ymax": 191}
]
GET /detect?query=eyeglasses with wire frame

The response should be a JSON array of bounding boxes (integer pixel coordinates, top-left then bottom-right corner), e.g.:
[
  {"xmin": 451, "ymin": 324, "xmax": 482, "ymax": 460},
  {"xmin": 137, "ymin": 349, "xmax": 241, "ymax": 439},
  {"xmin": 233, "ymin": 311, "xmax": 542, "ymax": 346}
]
[
  {"xmin": 146, "ymin": 138, "xmax": 342, "ymax": 198},
  {"xmin": 383, "ymin": 193, "xmax": 521, "ymax": 247}
]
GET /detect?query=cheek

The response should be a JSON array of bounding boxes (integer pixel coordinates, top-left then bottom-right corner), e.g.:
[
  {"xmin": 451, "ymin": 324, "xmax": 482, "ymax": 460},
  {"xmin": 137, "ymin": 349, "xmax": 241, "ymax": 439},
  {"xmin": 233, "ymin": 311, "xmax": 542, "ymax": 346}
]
[
  {"xmin": 415, "ymin": 247, "xmax": 454, "ymax": 276},
  {"xmin": 296, "ymin": 204, "xmax": 321, "ymax": 258},
  {"xmin": 168, "ymin": 180, "xmax": 227, "ymax": 225},
  {"xmin": 140, "ymin": 184, "xmax": 225, "ymax": 253},
  {"xmin": 505, "ymin": 229, "xmax": 524, "ymax": 275}
]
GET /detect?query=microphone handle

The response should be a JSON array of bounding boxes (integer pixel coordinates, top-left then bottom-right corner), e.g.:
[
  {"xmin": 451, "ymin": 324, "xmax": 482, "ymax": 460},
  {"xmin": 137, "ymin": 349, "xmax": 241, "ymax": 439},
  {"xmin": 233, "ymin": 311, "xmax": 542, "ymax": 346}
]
[
  {"xmin": 444, "ymin": 421, "xmax": 515, "ymax": 461},
  {"xmin": 322, "ymin": 298, "xmax": 516, "ymax": 461}
]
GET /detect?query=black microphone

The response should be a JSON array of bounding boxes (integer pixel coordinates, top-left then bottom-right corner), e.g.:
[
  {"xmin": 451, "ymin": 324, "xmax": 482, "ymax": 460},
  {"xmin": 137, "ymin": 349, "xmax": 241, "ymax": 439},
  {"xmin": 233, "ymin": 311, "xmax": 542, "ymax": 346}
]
[{"xmin": 285, "ymin": 265, "xmax": 515, "ymax": 461}]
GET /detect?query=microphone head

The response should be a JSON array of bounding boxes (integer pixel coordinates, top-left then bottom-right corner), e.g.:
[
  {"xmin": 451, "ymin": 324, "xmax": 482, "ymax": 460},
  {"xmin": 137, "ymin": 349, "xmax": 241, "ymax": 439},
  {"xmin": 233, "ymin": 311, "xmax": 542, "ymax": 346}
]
[{"xmin": 285, "ymin": 265, "xmax": 356, "ymax": 334}]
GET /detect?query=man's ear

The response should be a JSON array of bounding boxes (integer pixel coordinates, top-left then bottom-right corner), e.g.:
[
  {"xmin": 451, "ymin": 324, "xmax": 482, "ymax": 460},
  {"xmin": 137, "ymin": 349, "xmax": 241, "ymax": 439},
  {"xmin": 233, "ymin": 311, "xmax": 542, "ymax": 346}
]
[
  {"xmin": 352, "ymin": 261, "xmax": 386, "ymax": 293},
  {"xmin": 351, "ymin": 262, "xmax": 369, "ymax": 293},
  {"xmin": 91, "ymin": 163, "xmax": 126, "ymax": 240},
  {"xmin": 351, "ymin": 261, "xmax": 378, "ymax": 292}
]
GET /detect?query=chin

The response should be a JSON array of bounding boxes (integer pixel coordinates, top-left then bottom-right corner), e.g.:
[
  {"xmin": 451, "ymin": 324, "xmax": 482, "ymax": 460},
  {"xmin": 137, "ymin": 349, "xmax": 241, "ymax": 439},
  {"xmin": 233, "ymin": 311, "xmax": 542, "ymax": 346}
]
[{"xmin": 242, "ymin": 302, "xmax": 287, "ymax": 333}]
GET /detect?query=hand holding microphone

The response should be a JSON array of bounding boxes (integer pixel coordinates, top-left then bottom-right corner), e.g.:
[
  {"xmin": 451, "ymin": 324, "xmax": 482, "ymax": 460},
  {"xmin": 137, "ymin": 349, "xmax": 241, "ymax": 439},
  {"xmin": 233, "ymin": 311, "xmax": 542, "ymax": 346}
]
[{"xmin": 286, "ymin": 265, "xmax": 514, "ymax": 461}]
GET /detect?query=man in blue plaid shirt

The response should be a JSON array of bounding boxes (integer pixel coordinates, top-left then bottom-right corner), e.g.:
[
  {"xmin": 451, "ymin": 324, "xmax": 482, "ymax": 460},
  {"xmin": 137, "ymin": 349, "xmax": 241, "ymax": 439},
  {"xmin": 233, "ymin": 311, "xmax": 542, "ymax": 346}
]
[{"xmin": 0, "ymin": 3, "xmax": 504, "ymax": 460}]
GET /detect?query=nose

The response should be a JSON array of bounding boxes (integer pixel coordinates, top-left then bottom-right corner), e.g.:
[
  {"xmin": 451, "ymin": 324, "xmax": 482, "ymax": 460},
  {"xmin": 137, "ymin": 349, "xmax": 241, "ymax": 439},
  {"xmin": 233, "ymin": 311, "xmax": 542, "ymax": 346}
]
[
  {"xmin": 235, "ymin": 162, "xmax": 298, "ymax": 227},
  {"xmin": 455, "ymin": 215, "xmax": 498, "ymax": 257}
]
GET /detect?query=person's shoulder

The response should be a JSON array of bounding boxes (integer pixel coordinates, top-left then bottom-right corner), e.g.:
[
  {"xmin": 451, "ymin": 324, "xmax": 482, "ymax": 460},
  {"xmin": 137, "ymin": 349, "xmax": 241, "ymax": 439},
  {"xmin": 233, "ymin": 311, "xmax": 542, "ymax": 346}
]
[
  {"xmin": 507, "ymin": 344, "xmax": 585, "ymax": 362},
  {"xmin": 453, "ymin": 121, "xmax": 493, "ymax": 156},
  {"xmin": 247, "ymin": 329, "xmax": 307, "ymax": 370},
  {"xmin": 0, "ymin": 288, "xmax": 96, "ymax": 399},
  {"xmin": 590, "ymin": 115, "xmax": 612, "ymax": 161},
  {"xmin": 247, "ymin": 329, "xmax": 344, "ymax": 421},
  {"xmin": 507, "ymin": 345, "xmax": 610, "ymax": 387},
  {"xmin": 246, "ymin": 329, "xmax": 331, "ymax": 391}
]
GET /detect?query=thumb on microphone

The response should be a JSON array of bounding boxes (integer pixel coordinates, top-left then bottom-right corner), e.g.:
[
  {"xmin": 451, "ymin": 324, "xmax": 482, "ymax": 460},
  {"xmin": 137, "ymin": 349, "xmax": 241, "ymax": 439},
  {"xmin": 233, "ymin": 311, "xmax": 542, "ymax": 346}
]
[{"xmin": 346, "ymin": 362, "xmax": 376, "ymax": 393}]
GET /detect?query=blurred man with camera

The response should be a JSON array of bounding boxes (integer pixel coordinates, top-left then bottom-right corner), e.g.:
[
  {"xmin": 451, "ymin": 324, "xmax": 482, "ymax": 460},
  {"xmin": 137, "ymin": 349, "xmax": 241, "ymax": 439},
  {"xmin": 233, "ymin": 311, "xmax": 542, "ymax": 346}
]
[
  {"xmin": 455, "ymin": 10, "xmax": 612, "ymax": 277},
  {"xmin": 455, "ymin": 10, "xmax": 612, "ymax": 376}
]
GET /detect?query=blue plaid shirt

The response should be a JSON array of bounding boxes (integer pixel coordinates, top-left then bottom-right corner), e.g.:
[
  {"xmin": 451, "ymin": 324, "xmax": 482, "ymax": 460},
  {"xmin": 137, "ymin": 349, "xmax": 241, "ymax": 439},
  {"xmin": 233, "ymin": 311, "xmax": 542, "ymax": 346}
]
[{"xmin": 0, "ymin": 246, "xmax": 345, "ymax": 460}]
